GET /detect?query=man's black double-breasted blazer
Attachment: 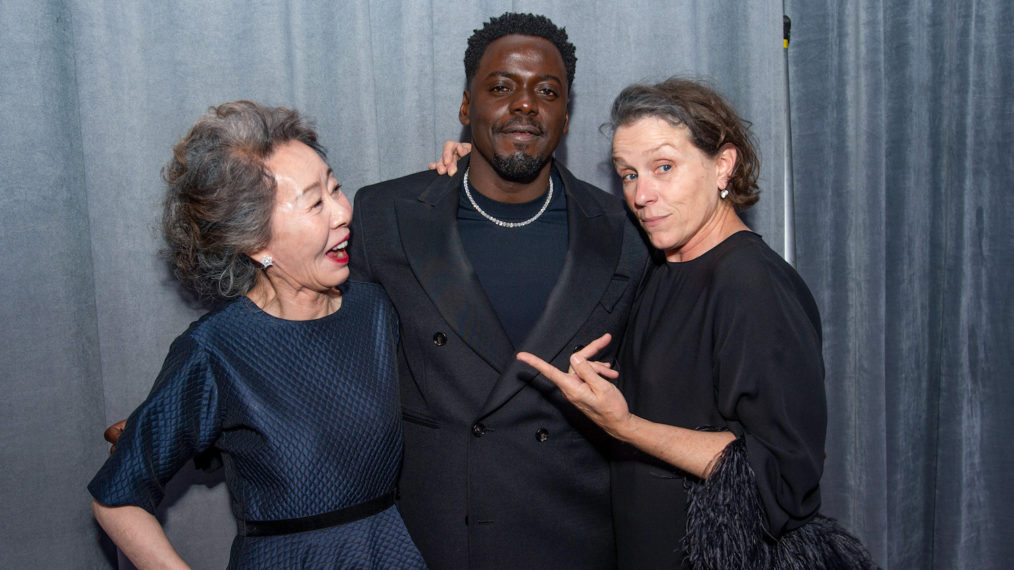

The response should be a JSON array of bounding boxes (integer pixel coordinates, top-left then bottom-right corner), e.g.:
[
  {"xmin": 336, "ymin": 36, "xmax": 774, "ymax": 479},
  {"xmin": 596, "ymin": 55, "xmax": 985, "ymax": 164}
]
[{"xmin": 349, "ymin": 156, "xmax": 648, "ymax": 569}]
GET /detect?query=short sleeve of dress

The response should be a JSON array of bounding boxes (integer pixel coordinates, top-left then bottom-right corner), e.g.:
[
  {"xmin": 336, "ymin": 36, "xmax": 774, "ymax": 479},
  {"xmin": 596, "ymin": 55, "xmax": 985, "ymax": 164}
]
[
  {"xmin": 88, "ymin": 332, "xmax": 222, "ymax": 514},
  {"xmin": 711, "ymin": 243, "xmax": 827, "ymax": 537}
]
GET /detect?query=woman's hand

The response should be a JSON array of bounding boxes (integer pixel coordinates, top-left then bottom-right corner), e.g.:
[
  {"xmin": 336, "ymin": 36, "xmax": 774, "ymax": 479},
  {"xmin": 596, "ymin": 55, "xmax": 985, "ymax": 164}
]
[
  {"xmin": 517, "ymin": 333, "xmax": 634, "ymax": 439},
  {"xmin": 427, "ymin": 141, "xmax": 472, "ymax": 176},
  {"xmin": 520, "ymin": 333, "xmax": 735, "ymax": 478}
]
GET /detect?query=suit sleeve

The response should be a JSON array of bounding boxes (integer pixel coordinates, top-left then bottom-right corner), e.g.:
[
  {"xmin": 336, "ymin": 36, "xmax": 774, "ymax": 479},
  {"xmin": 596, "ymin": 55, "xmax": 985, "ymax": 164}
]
[
  {"xmin": 87, "ymin": 334, "xmax": 221, "ymax": 514},
  {"xmin": 349, "ymin": 188, "xmax": 375, "ymax": 283}
]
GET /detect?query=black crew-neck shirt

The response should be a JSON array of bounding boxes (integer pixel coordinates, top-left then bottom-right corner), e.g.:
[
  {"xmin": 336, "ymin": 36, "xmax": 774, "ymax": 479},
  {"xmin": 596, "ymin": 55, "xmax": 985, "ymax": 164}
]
[{"xmin": 457, "ymin": 167, "xmax": 568, "ymax": 348}]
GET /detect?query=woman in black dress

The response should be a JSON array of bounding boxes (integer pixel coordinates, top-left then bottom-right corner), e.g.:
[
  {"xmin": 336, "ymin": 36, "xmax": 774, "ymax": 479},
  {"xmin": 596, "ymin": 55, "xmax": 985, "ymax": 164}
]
[{"xmin": 518, "ymin": 78, "xmax": 874, "ymax": 569}]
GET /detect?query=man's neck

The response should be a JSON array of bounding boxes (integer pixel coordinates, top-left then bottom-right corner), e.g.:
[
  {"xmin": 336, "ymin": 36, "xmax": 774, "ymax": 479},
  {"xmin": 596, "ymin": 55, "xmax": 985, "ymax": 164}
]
[{"xmin": 465, "ymin": 155, "xmax": 554, "ymax": 204}]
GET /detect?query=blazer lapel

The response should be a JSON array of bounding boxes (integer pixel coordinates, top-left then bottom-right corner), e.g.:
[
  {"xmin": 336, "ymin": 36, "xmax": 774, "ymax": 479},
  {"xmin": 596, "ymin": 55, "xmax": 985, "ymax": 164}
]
[
  {"xmin": 396, "ymin": 161, "xmax": 515, "ymax": 374},
  {"xmin": 482, "ymin": 163, "xmax": 625, "ymax": 414}
]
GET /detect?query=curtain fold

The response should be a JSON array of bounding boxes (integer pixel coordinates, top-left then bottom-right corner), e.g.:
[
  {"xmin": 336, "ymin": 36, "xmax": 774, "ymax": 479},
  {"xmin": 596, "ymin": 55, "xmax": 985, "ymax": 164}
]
[
  {"xmin": 0, "ymin": 0, "xmax": 111, "ymax": 565},
  {"xmin": 787, "ymin": 0, "xmax": 1013, "ymax": 567}
]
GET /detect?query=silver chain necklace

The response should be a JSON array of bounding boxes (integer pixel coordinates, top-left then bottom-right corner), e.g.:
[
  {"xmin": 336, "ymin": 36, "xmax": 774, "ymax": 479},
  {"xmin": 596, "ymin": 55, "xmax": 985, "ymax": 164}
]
[{"xmin": 462, "ymin": 168, "xmax": 554, "ymax": 228}]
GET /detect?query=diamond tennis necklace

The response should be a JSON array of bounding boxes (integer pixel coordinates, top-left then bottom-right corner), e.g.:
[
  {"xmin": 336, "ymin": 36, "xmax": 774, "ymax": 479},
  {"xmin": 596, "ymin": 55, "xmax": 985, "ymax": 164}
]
[{"xmin": 462, "ymin": 168, "xmax": 554, "ymax": 228}]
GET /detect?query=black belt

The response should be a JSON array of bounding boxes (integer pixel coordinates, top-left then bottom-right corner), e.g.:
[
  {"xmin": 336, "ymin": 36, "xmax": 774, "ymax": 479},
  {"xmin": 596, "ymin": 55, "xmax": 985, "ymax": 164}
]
[{"xmin": 237, "ymin": 491, "xmax": 395, "ymax": 537}]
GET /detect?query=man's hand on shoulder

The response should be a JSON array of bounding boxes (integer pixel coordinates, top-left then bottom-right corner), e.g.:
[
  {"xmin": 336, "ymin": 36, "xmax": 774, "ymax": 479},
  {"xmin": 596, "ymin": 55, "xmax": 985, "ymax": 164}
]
[{"xmin": 104, "ymin": 419, "xmax": 126, "ymax": 454}]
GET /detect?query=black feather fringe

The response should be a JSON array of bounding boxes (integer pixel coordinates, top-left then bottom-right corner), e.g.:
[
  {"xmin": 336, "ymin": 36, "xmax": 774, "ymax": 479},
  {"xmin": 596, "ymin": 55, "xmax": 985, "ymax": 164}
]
[{"xmin": 683, "ymin": 438, "xmax": 879, "ymax": 569}]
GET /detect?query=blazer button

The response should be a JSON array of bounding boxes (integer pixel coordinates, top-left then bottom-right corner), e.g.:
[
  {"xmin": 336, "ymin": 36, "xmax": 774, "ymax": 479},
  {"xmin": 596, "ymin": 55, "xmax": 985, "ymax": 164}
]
[
  {"xmin": 572, "ymin": 344, "xmax": 585, "ymax": 353},
  {"xmin": 472, "ymin": 423, "xmax": 486, "ymax": 437},
  {"xmin": 535, "ymin": 428, "xmax": 550, "ymax": 442},
  {"xmin": 433, "ymin": 332, "xmax": 447, "ymax": 346}
]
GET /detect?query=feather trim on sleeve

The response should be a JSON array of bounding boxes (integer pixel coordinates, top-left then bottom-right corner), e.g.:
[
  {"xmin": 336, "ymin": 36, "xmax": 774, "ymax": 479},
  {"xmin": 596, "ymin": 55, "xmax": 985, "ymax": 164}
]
[{"xmin": 683, "ymin": 438, "xmax": 879, "ymax": 570}]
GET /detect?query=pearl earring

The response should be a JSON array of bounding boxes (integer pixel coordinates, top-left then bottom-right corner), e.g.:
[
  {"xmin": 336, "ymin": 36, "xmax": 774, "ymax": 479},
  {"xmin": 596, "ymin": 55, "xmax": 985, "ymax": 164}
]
[{"xmin": 719, "ymin": 188, "xmax": 730, "ymax": 199}]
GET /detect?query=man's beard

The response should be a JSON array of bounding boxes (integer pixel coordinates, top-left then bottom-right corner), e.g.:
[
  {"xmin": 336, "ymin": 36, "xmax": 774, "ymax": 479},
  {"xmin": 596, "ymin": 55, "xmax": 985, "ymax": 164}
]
[{"xmin": 492, "ymin": 151, "xmax": 549, "ymax": 184}]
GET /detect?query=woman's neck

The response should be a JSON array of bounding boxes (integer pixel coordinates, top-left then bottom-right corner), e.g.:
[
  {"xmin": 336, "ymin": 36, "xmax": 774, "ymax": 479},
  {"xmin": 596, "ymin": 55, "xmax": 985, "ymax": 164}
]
[
  {"xmin": 665, "ymin": 206, "xmax": 749, "ymax": 263},
  {"xmin": 245, "ymin": 276, "xmax": 343, "ymax": 321}
]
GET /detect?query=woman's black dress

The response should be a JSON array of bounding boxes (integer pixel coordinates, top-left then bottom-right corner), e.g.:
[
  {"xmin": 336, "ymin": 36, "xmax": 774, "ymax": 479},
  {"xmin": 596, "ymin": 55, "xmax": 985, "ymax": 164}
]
[{"xmin": 613, "ymin": 232, "xmax": 827, "ymax": 569}]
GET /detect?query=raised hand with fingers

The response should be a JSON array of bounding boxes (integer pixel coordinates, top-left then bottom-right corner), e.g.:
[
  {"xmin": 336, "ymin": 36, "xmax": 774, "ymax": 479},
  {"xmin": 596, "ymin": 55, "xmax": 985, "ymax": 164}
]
[
  {"xmin": 517, "ymin": 333, "xmax": 633, "ymax": 440},
  {"xmin": 427, "ymin": 141, "xmax": 472, "ymax": 176},
  {"xmin": 519, "ymin": 333, "xmax": 734, "ymax": 480}
]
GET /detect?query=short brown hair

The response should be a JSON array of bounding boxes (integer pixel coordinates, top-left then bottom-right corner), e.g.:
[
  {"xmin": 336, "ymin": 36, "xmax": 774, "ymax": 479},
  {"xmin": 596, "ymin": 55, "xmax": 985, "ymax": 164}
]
[{"xmin": 608, "ymin": 78, "xmax": 760, "ymax": 210}]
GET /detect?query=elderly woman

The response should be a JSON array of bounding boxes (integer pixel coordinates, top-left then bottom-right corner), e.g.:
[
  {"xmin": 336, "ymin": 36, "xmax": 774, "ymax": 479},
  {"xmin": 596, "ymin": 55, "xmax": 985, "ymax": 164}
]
[
  {"xmin": 517, "ymin": 79, "xmax": 874, "ymax": 569},
  {"xmin": 88, "ymin": 101, "xmax": 426, "ymax": 568}
]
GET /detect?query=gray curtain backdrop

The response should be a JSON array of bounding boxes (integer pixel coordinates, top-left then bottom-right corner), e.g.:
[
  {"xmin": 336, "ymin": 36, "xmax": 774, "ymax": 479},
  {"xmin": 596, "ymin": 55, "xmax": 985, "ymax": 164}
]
[
  {"xmin": 0, "ymin": 0, "xmax": 1007, "ymax": 568},
  {"xmin": 785, "ymin": 1, "xmax": 1014, "ymax": 568}
]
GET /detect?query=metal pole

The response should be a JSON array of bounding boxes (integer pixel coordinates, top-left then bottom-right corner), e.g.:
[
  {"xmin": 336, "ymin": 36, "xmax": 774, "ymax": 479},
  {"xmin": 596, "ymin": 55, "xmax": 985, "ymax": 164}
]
[{"xmin": 782, "ymin": 14, "xmax": 796, "ymax": 265}]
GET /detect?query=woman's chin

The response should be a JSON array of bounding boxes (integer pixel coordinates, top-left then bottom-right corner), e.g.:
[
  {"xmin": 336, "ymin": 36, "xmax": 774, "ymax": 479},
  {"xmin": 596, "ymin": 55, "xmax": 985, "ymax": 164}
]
[{"xmin": 328, "ymin": 266, "xmax": 351, "ymax": 289}]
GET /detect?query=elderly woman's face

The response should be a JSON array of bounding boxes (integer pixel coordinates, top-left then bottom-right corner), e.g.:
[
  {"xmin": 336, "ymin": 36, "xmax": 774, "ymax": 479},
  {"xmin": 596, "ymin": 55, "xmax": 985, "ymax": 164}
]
[
  {"xmin": 612, "ymin": 116, "xmax": 735, "ymax": 262},
  {"xmin": 256, "ymin": 140, "xmax": 352, "ymax": 293}
]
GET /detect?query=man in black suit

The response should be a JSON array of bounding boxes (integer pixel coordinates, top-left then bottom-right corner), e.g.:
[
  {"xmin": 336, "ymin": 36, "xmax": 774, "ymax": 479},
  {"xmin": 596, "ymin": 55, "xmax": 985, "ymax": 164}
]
[{"xmin": 349, "ymin": 12, "xmax": 648, "ymax": 569}]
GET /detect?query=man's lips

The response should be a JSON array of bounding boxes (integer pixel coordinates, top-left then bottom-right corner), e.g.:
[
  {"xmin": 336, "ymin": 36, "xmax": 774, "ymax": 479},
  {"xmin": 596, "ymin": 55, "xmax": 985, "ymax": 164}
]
[{"xmin": 497, "ymin": 120, "xmax": 543, "ymax": 138}]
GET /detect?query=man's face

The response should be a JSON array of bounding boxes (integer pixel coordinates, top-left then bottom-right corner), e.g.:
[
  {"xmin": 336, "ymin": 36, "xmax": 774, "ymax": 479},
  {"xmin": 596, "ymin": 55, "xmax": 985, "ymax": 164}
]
[{"xmin": 460, "ymin": 34, "xmax": 570, "ymax": 184}]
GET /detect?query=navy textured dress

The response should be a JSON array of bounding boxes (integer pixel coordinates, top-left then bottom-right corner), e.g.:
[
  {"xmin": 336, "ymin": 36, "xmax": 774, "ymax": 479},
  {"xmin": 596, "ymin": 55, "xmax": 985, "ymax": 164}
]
[{"xmin": 89, "ymin": 281, "xmax": 426, "ymax": 568}]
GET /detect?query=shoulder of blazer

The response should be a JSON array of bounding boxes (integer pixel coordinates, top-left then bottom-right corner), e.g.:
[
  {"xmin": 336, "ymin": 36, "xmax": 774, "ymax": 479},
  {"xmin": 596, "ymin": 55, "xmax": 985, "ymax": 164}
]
[
  {"xmin": 354, "ymin": 156, "xmax": 471, "ymax": 205},
  {"xmin": 555, "ymin": 161, "xmax": 651, "ymax": 279},
  {"xmin": 354, "ymin": 168, "xmax": 442, "ymax": 207},
  {"xmin": 554, "ymin": 160, "xmax": 628, "ymax": 217}
]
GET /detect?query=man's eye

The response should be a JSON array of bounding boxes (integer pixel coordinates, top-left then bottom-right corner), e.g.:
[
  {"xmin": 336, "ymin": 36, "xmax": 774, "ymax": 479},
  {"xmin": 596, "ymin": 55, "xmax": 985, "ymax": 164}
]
[{"xmin": 621, "ymin": 172, "xmax": 637, "ymax": 182}]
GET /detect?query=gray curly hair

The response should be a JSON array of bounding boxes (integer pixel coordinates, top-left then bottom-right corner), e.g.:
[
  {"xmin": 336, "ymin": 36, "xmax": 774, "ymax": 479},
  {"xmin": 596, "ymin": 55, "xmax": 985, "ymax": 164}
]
[{"xmin": 161, "ymin": 100, "xmax": 325, "ymax": 299}]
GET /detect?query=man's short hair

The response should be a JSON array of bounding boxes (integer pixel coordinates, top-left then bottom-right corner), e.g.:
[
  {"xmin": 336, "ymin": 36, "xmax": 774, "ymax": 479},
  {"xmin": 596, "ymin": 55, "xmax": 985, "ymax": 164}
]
[{"xmin": 464, "ymin": 12, "xmax": 577, "ymax": 90}]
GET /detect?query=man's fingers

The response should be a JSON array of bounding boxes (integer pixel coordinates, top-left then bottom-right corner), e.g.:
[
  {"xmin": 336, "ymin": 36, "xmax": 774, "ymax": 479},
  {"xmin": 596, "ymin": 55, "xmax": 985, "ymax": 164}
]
[{"xmin": 104, "ymin": 419, "xmax": 127, "ymax": 453}]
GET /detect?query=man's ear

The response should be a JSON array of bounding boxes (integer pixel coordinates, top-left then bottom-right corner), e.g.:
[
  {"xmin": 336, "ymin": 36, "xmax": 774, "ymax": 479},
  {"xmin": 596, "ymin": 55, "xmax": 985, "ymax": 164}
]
[
  {"xmin": 459, "ymin": 90, "xmax": 471, "ymax": 126},
  {"xmin": 563, "ymin": 109, "xmax": 570, "ymax": 135}
]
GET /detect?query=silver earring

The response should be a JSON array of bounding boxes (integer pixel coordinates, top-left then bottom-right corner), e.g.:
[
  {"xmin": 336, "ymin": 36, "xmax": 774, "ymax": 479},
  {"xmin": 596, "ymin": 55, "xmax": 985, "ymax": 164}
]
[
  {"xmin": 720, "ymin": 188, "xmax": 730, "ymax": 199},
  {"xmin": 260, "ymin": 256, "xmax": 273, "ymax": 268}
]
